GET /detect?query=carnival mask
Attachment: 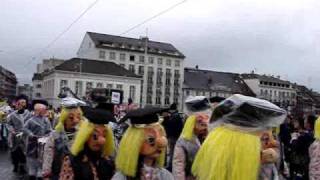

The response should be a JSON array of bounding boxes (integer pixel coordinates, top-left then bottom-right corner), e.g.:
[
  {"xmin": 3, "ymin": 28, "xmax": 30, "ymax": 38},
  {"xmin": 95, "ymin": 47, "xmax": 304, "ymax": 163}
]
[
  {"xmin": 87, "ymin": 125, "xmax": 107, "ymax": 152},
  {"xmin": 140, "ymin": 125, "xmax": 168, "ymax": 159},
  {"xmin": 64, "ymin": 108, "xmax": 82, "ymax": 132},
  {"xmin": 194, "ymin": 113, "xmax": 209, "ymax": 137}
]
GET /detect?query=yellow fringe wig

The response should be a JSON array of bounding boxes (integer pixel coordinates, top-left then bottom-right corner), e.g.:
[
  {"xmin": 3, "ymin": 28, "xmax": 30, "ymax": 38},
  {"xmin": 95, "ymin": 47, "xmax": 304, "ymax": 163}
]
[
  {"xmin": 315, "ymin": 117, "xmax": 320, "ymax": 139},
  {"xmin": 55, "ymin": 107, "xmax": 83, "ymax": 133},
  {"xmin": 192, "ymin": 126, "xmax": 261, "ymax": 180},
  {"xmin": 180, "ymin": 115, "xmax": 196, "ymax": 141},
  {"xmin": 70, "ymin": 119, "xmax": 115, "ymax": 157},
  {"xmin": 115, "ymin": 124, "xmax": 166, "ymax": 177}
]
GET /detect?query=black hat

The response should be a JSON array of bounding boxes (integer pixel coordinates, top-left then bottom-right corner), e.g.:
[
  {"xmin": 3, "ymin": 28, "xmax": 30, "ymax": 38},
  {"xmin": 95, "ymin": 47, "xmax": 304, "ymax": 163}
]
[
  {"xmin": 209, "ymin": 96, "xmax": 225, "ymax": 103},
  {"xmin": 31, "ymin": 99, "xmax": 49, "ymax": 110},
  {"xmin": 95, "ymin": 103, "xmax": 114, "ymax": 115},
  {"xmin": 185, "ymin": 96, "xmax": 211, "ymax": 112},
  {"xmin": 119, "ymin": 106, "xmax": 167, "ymax": 125},
  {"xmin": 16, "ymin": 94, "xmax": 29, "ymax": 102},
  {"xmin": 82, "ymin": 106, "xmax": 115, "ymax": 124}
]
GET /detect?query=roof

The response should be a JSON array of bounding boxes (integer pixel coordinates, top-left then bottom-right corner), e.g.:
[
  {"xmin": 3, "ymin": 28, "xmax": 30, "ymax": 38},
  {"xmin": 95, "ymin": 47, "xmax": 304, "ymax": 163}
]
[
  {"xmin": 87, "ymin": 32, "xmax": 185, "ymax": 58},
  {"xmin": 241, "ymin": 73, "xmax": 290, "ymax": 85},
  {"xmin": 184, "ymin": 68, "xmax": 255, "ymax": 96},
  {"xmin": 32, "ymin": 73, "xmax": 43, "ymax": 81},
  {"xmin": 54, "ymin": 58, "xmax": 141, "ymax": 78}
]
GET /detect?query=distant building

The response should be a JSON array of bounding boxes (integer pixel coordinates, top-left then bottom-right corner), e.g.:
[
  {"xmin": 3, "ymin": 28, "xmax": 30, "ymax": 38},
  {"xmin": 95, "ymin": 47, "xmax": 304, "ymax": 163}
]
[
  {"xmin": 36, "ymin": 58, "xmax": 65, "ymax": 73},
  {"xmin": 183, "ymin": 67, "xmax": 255, "ymax": 111},
  {"xmin": 241, "ymin": 73, "xmax": 296, "ymax": 111},
  {"xmin": 0, "ymin": 65, "xmax": 17, "ymax": 100},
  {"xmin": 32, "ymin": 58, "xmax": 142, "ymax": 107},
  {"xmin": 77, "ymin": 32, "xmax": 185, "ymax": 109},
  {"xmin": 292, "ymin": 85, "xmax": 320, "ymax": 117},
  {"xmin": 17, "ymin": 84, "xmax": 33, "ymax": 100}
]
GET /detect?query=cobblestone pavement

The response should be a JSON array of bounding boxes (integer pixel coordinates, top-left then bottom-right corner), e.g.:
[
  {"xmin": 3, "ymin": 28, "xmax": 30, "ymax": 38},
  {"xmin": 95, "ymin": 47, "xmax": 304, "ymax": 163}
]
[{"xmin": 0, "ymin": 150, "xmax": 24, "ymax": 180}]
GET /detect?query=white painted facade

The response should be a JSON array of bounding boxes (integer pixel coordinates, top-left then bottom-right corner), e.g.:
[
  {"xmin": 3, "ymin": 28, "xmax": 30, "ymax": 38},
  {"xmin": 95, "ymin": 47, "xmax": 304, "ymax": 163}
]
[
  {"xmin": 32, "ymin": 79, "xmax": 43, "ymax": 99},
  {"xmin": 77, "ymin": 33, "xmax": 185, "ymax": 109},
  {"xmin": 40, "ymin": 70, "xmax": 141, "ymax": 108}
]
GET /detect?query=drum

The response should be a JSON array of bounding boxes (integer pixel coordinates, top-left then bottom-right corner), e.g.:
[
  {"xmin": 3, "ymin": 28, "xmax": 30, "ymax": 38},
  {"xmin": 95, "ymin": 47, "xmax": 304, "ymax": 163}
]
[{"xmin": 37, "ymin": 136, "xmax": 49, "ymax": 163}]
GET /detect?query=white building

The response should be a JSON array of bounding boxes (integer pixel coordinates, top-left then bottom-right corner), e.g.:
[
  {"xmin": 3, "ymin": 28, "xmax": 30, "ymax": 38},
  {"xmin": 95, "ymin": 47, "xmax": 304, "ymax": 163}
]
[
  {"xmin": 32, "ymin": 58, "xmax": 142, "ymax": 108},
  {"xmin": 241, "ymin": 73, "xmax": 296, "ymax": 109},
  {"xmin": 77, "ymin": 32, "xmax": 185, "ymax": 109}
]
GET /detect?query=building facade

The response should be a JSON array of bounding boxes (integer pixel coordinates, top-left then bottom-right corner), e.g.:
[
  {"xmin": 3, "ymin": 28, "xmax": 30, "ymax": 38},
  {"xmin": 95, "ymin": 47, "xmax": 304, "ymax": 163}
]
[
  {"xmin": 183, "ymin": 67, "xmax": 255, "ymax": 111},
  {"xmin": 77, "ymin": 32, "xmax": 185, "ymax": 109},
  {"xmin": 241, "ymin": 73, "xmax": 296, "ymax": 111},
  {"xmin": 17, "ymin": 84, "xmax": 33, "ymax": 100},
  {"xmin": 0, "ymin": 65, "xmax": 17, "ymax": 100},
  {"xmin": 32, "ymin": 58, "xmax": 142, "ymax": 108},
  {"xmin": 36, "ymin": 58, "xmax": 65, "ymax": 73}
]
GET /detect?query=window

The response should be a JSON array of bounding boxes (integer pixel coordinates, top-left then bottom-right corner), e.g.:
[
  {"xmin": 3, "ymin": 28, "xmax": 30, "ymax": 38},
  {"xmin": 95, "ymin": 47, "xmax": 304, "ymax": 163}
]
[
  {"xmin": 166, "ymin": 69, "xmax": 171, "ymax": 76},
  {"xmin": 166, "ymin": 59, "xmax": 171, "ymax": 66},
  {"xmin": 99, "ymin": 50, "xmax": 106, "ymax": 59},
  {"xmin": 129, "ymin": 65, "xmax": 135, "ymax": 73},
  {"xmin": 156, "ymin": 96, "xmax": 161, "ymax": 105},
  {"xmin": 36, "ymin": 93, "xmax": 41, "ymax": 98},
  {"xmin": 129, "ymin": 85, "xmax": 136, "ymax": 102},
  {"xmin": 86, "ymin": 82, "xmax": 93, "ymax": 93},
  {"xmin": 96, "ymin": 83, "xmax": 103, "ymax": 88},
  {"xmin": 138, "ymin": 66, "xmax": 144, "ymax": 75},
  {"xmin": 130, "ymin": 55, "xmax": 135, "ymax": 62},
  {"xmin": 148, "ymin": 67, "xmax": 154, "ymax": 74},
  {"xmin": 260, "ymin": 89, "xmax": 263, "ymax": 96},
  {"xmin": 75, "ymin": 81, "xmax": 83, "ymax": 96},
  {"xmin": 60, "ymin": 80, "xmax": 68, "ymax": 93},
  {"xmin": 36, "ymin": 84, "xmax": 42, "ymax": 88},
  {"xmin": 109, "ymin": 52, "xmax": 116, "ymax": 60},
  {"xmin": 106, "ymin": 84, "xmax": 113, "ymax": 89},
  {"xmin": 148, "ymin": 57, "xmax": 154, "ymax": 64},
  {"xmin": 174, "ymin": 97, "xmax": 178, "ymax": 104},
  {"xmin": 119, "ymin": 63, "xmax": 125, "ymax": 68},
  {"xmin": 116, "ymin": 84, "xmax": 123, "ymax": 90},
  {"xmin": 157, "ymin": 58, "xmax": 163, "ymax": 65},
  {"xmin": 147, "ymin": 96, "xmax": 152, "ymax": 104},
  {"xmin": 139, "ymin": 56, "xmax": 145, "ymax": 63},
  {"xmin": 120, "ymin": 53, "xmax": 126, "ymax": 61},
  {"xmin": 165, "ymin": 97, "xmax": 170, "ymax": 105},
  {"xmin": 175, "ymin": 60, "xmax": 180, "ymax": 67},
  {"xmin": 186, "ymin": 90, "xmax": 190, "ymax": 96}
]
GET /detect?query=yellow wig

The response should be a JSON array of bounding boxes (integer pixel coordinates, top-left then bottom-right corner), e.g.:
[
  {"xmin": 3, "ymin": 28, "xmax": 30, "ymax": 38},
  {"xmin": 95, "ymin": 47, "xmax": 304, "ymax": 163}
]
[
  {"xmin": 180, "ymin": 115, "xmax": 196, "ymax": 141},
  {"xmin": 192, "ymin": 126, "xmax": 261, "ymax": 180},
  {"xmin": 115, "ymin": 124, "xmax": 166, "ymax": 177},
  {"xmin": 55, "ymin": 107, "xmax": 83, "ymax": 133},
  {"xmin": 314, "ymin": 117, "xmax": 320, "ymax": 140},
  {"xmin": 70, "ymin": 119, "xmax": 115, "ymax": 157}
]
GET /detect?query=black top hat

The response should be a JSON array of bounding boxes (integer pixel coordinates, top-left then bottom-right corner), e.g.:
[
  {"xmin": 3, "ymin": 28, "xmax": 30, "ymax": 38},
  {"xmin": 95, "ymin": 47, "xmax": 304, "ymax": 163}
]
[
  {"xmin": 119, "ymin": 106, "xmax": 167, "ymax": 125},
  {"xmin": 82, "ymin": 106, "xmax": 115, "ymax": 124}
]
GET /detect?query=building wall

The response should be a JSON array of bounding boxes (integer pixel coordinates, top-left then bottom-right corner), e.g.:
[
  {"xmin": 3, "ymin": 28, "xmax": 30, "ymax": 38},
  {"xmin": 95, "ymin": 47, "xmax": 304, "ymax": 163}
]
[
  {"xmin": 0, "ymin": 66, "xmax": 17, "ymax": 99},
  {"xmin": 77, "ymin": 34, "xmax": 185, "ymax": 110},
  {"xmin": 32, "ymin": 80, "xmax": 43, "ymax": 99},
  {"xmin": 17, "ymin": 84, "xmax": 33, "ymax": 100},
  {"xmin": 41, "ymin": 71, "xmax": 141, "ymax": 108}
]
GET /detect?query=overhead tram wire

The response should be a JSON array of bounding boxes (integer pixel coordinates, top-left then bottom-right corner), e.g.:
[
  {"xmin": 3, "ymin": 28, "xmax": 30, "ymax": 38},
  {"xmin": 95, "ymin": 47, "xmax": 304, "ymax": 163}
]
[
  {"xmin": 119, "ymin": 0, "xmax": 187, "ymax": 36},
  {"xmin": 22, "ymin": 0, "xmax": 101, "ymax": 70}
]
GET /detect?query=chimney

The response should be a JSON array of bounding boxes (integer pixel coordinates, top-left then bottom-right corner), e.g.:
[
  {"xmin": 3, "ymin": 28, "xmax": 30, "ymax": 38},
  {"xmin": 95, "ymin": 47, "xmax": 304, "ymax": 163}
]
[{"xmin": 195, "ymin": 65, "xmax": 199, "ymax": 69}]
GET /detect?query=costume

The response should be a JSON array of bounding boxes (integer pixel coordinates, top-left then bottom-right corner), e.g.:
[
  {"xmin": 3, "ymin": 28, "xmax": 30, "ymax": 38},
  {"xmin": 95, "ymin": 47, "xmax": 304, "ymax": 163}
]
[
  {"xmin": 59, "ymin": 107, "xmax": 115, "ymax": 180},
  {"xmin": 309, "ymin": 117, "xmax": 320, "ymax": 179},
  {"xmin": 42, "ymin": 97, "xmax": 85, "ymax": 180},
  {"xmin": 113, "ymin": 107, "xmax": 174, "ymax": 180},
  {"xmin": 6, "ymin": 95, "xmax": 32, "ymax": 174},
  {"xmin": 192, "ymin": 94, "xmax": 287, "ymax": 180},
  {"xmin": 23, "ymin": 100, "xmax": 52, "ymax": 179},
  {"xmin": 172, "ymin": 96, "xmax": 211, "ymax": 180}
]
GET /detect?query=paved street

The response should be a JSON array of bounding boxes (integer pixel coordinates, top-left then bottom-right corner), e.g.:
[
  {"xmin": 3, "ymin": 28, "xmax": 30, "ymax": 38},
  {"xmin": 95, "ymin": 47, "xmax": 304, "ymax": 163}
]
[{"xmin": 0, "ymin": 150, "xmax": 22, "ymax": 180}]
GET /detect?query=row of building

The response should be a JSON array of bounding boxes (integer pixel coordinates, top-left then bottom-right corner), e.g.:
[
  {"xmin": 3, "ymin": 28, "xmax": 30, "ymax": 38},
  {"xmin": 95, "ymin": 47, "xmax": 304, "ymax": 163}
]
[{"xmin": 1, "ymin": 31, "xmax": 319, "ymax": 117}]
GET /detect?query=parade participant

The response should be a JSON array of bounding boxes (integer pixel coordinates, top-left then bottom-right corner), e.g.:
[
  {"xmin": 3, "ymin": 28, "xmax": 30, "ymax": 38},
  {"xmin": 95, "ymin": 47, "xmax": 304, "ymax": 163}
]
[
  {"xmin": 259, "ymin": 131, "xmax": 280, "ymax": 180},
  {"xmin": 42, "ymin": 98, "xmax": 85, "ymax": 180},
  {"xmin": 192, "ymin": 94, "xmax": 287, "ymax": 180},
  {"xmin": 309, "ymin": 116, "xmax": 320, "ymax": 179},
  {"xmin": 113, "ymin": 107, "xmax": 174, "ymax": 180},
  {"xmin": 59, "ymin": 107, "xmax": 115, "ymax": 180},
  {"xmin": 6, "ymin": 95, "xmax": 32, "ymax": 174},
  {"xmin": 172, "ymin": 96, "xmax": 211, "ymax": 180},
  {"xmin": 23, "ymin": 100, "xmax": 52, "ymax": 180}
]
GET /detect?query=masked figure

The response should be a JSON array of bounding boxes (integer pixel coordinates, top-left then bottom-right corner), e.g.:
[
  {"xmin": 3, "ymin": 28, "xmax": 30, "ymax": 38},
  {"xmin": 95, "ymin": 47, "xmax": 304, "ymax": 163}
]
[
  {"xmin": 192, "ymin": 94, "xmax": 287, "ymax": 180},
  {"xmin": 59, "ymin": 107, "xmax": 115, "ymax": 180},
  {"xmin": 172, "ymin": 96, "xmax": 211, "ymax": 180},
  {"xmin": 23, "ymin": 100, "xmax": 52, "ymax": 180},
  {"xmin": 7, "ymin": 95, "xmax": 32, "ymax": 174},
  {"xmin": 112, "ymin": 107, "xmax": 174, "ymax": 180},
  {"xmin": 42, "ymin": 98, "xmax": 85, "ymax": 180},
  {"xmin": 309, "ymin": 117, "xmax": 320, "ymax": 179}
]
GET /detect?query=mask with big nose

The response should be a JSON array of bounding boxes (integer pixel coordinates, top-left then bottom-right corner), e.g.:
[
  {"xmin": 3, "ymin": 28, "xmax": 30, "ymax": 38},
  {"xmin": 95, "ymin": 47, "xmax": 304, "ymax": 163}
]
[
  {"xmin": 87, "ymin": 125, "xmax": 107, "ymax": 152},
  {"xmin": 140, "ymin": 125, "xmax": 168, "ymax": 159}
]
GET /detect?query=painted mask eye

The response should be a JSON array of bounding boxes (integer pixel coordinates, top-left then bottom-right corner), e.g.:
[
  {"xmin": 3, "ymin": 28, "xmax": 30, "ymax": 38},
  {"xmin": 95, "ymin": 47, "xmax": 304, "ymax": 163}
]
[
  {"xmin": 146, "ymin": 137, "xmax": 156, "ymax": 146},
  {"xmin": 93, "ymin": 133, "xmax": 98, "ymax": 140}
]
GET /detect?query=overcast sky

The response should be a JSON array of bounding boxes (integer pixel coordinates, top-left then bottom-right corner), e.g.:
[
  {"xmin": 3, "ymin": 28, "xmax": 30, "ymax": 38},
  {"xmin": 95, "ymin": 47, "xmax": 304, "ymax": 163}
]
[{"xmin": 1, "ymin": 0, "xmax": 320, "ymax": 91}]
